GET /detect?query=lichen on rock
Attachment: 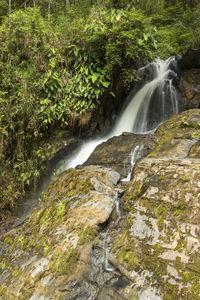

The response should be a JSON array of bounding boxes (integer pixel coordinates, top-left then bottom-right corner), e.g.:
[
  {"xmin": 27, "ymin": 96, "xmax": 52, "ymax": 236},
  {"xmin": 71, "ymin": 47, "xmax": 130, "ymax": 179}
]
[
  {"xmin": 0, "ymin": 166, "xmax": 120, "ymax": 299},
  {"xmin": 112, "ymin": 109, "xmax": 200, "ymax": 299}
]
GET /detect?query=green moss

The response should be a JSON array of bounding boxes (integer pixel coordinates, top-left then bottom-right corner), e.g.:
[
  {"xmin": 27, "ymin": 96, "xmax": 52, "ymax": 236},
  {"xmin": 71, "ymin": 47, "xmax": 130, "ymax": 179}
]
[
  {"xmin": 187, "ymin": 257, "xmax": 200, "ymax": 273},
  {"xmin": 4, "ymin": 234, "xmax": 14, "ymax": 245},
  {"xmin": 112, "ymin": 230, "xmax": 140, "ymax": 271},
  {"xmin": 157, "ymin": 217, "xmax": 164, "ymax": 232},
  {"xmin": 156, "ymin": 204, "xmax": 166, "ymax": 216},
  {"xmin": 182, "ymin": 174, "xmax": 190, "ymax": 182},
  {"xmin": 50, "ymin": 247, "xmax": 79, "ymax": 276},
  {"xmin": 163, "ymin": 279, "xmax": 181, "ymax": 299},
  {"xmin": 129, "ymin": 292, "xmax": 139, "ymax": 300},
  {"xmin": 175, "ymin": 238, "xmax": 187, "ymax": 252},
  {"xmin": 180, "ymin": 121, "xmax": 200, "ymax": 130},
  {"xmin": 192, "ymin": 131, "xmax": 200, "ymax": 139},
  {"xmin": 181, "ymin": 270, "xmax": 200, "ymax": 299},
  {"xmin": 12, "ymin": 269, "xmax": 21, "ymax": 277},
  {"xmin": 118, "ymin": 249, "xmax": 139, "ymax": 270},
  {"xmin": 0, "ymin": 286, "xmax": 8, "ymax": 297},
  {"xmin": 78, "ymin": 227, "xmax": 97, "ymax": 245}
]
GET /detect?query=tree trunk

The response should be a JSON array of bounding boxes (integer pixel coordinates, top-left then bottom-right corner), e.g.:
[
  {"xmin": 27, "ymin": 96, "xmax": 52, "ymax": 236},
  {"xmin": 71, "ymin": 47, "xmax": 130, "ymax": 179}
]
[
  {"xmin": 48, "ymin": 0, "xmax": 51, "ymax": 18},
  {"xmin": 8, "ymin": 0, "xmax": 11, "ymax": 15},
  {"xmin": 66, "ymin": 0, "xmax": 70, "ymax": 14}
]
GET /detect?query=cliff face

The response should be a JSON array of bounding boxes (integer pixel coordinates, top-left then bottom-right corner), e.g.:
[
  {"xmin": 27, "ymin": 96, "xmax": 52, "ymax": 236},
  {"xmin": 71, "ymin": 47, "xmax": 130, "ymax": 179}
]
[
  {"xmin": 179, "ymin": 69, "xmax": 200, "ymax": 110},
  {"xmin": 178, "ymin": 49, "xmax": 200, "ymax": 111}
]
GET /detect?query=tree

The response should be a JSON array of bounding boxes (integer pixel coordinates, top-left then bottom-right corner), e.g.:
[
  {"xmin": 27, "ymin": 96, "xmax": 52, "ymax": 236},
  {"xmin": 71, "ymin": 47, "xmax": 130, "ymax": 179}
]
[{"xmin": 8, "ymin": 0, "xmax": 11, "ymax": 14}]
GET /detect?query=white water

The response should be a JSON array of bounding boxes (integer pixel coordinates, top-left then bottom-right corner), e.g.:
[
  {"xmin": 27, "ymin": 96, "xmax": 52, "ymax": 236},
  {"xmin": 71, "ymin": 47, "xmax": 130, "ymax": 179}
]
[
  {"xmin": 64, "ymin": 57, "xmax": 179, "ymax": 170},
  {"xmin": 121, "ymin": 144, "xmax": 143, "ymax": 182},
  {"xmin": 112, "ymin": 57, "xmax": 178, "ymax": 135}
]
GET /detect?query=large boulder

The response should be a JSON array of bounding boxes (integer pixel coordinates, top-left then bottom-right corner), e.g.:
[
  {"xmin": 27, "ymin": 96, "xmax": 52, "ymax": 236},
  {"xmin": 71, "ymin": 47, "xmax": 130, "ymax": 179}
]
[
  {"xmin": 84, "ymin": 132, "xmax": 157, "ymax": 178},
  {"xmin": 0, "ymin": 166, "xmax": 121, "ymax": 299}
]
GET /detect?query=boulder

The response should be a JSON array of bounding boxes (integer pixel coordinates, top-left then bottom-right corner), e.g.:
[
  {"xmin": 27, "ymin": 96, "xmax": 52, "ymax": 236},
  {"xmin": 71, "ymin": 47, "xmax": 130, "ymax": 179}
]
[
  {"xmin": 84, "ymin": 132, "xmax": 157, "ymax": 178},
  {"xmin": 0, "ymin": 166, "xmax": 121, "ymax": 299}
]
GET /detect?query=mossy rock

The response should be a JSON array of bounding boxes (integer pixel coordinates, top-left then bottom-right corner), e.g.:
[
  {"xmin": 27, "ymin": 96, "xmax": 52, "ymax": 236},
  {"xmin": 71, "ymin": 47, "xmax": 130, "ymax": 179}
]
[
  {"xmin": 0, "ymin": 166, "xmax": 120, "ymax": 299},
  {"xmin": 111, "ymin": 109, "xmax": 200, "ymax": 299}
]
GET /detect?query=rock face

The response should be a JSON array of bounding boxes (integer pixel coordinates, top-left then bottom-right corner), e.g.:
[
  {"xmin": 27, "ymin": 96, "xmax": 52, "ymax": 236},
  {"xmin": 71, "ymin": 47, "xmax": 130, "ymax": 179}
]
[
  {"xmin": 0, "ymin": 166, "xmax": 121, "ymax": 299},
  {"xmin": 178, "ymin": 49, "xmax": 200, "ymax": 71},
  {"xmin": 179, "ymin": 69, "xmax": 200, "ymax": 110},
  {"xmin": 112, "ymin": 109, "xmax": 200, "ymax": 299},
  {"xmin": 0, "ymin": 109, "xmax": 200, "ymax": 300},
  {"xmin": 84, "ymin": 132, "xmax": 157, "ymax": 178}
]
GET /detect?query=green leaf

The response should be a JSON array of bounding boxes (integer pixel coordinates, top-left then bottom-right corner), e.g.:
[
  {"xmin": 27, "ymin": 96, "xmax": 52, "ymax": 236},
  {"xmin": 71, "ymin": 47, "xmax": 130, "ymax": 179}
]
[
  {"xmin": 102, "ymin": 81, "xmax": 110, "ymax": 88},
  {"xmin": 143, "ymin": 33, "xmax": 148, "ymax": 41},
  {"xmin": 91, "ymin": 73, "xmax": 98, "ymax": 83},
  {"xmin": 138, "ymin": 39, "xmax": 144, "ymax": 46}
]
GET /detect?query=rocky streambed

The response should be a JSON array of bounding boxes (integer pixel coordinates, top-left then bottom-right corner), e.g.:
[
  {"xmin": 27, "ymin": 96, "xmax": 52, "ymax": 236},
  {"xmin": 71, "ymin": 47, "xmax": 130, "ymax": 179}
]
[{"xmin": 0, "ymin": 109, "xmax": 200, "ymax": 300}]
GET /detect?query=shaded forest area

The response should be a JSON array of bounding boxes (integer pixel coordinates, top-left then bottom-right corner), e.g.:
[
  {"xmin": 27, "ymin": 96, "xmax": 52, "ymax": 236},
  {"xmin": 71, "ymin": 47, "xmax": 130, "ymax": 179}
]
[{"xmin": 0, "ymin": 0, "xmax": 200, "ymax": 214}]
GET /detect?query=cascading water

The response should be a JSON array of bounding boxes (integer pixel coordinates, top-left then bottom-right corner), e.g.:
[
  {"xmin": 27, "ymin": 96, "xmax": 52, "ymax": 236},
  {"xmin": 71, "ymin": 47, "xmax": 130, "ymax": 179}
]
[
  {"xmin": 112, "ymin": 57, "xmax": 179, "ymax": 135},
  {"xmin": 64, "ymin": 57, "xmax": 179, "ymax": 169},
  {"xmin": 121, "ymin": 144, "xmax": 143, "ymax": 182}
]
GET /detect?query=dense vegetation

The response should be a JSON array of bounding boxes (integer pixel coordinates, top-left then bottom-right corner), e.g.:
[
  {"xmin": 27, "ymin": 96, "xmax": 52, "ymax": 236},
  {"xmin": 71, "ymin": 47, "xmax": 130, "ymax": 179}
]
[{"xmin": 0, "ymin": 0, "xmax": 200, "ymax": 215}]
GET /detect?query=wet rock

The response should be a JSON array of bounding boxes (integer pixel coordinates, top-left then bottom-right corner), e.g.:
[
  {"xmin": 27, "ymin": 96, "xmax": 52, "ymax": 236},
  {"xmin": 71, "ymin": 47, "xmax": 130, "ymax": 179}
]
[
  {"xmin": 84, "ymin": 133, "xmax": 157, "ymax": 179},
  {"xmin": 97, "ymin": 287, "xmax": 126, "ymax": 300}
]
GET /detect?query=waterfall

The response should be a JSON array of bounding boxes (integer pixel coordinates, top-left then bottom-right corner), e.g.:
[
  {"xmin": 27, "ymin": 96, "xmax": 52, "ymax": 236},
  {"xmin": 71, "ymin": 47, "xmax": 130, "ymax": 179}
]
[
  {"xmin": 113, "ymin": 57, "xmax": 179, "ymax": 135},
  {"xmin": 64, "ymin": 57, "xmax": 179, "ymax": 169}
]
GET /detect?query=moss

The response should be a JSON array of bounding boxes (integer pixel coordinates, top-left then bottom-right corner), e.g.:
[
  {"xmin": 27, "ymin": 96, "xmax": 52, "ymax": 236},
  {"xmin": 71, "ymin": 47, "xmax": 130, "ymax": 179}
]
[
  {"xmin": 180, "ymin": 121, "xmax": 200, "ymax": 130},
  {"xmin": 181, "ymin": 271, "xmax": 200, "ymax": 299},
  {"xmin": 129, "ymin": 292, "xmax": 139, "ymax": 300},
  {"xmin": 78, "ymin": 226, "xmax": 97, "ymax": 245},
  {"xmin": 163, "ymin": 282, "xmax": 178, "ymax": 300},
  {"xmin": 156, "ymin": 204, "xmax": 166, "ymax": 216},
  {"xmin": 0, "ymin": 286, "xmax": 9, "ymax": 297},
  {"xmin": 157, "ymin": 217, "xmax": 164, "ymax": 232},
  {"xmin": 4, "ymin": 234, "xmax": 14, "ymax": 245},
  {"xmin": 19, "ymin": 287, "xmax": 34, "ymax": 300},
  {"xmin": 188, "ymin": 141, "xmax": 200, "ymax": 158},
  {"xmin": 118, "ymin": 249, "xmax": 139, "ymax": 270},
  {"xmin": 93, "ymin": 236, "xmax": 100, "ymax": 248},
  {"xmin": 175, "ymin": 238, "xmax": 187, "ymax": 252},
  {"xmin": 192, "ymin": 131, "xmax": 200, "ymax": 139},
  {"xmin": 187, "ymin": 257, "xmax": 200, "ymax": 273},
  {"xmin": 50, "ymin": 247, "xmax": 79, "ymax": 276},
  {"xmin": 112, "ymin": 230, "xmax": 140, "ymax": 271},
  {"xmin": 182, "ymin": 174, "xmax": 190, "ymax": 182},
  {"xmin": 12, "ymin": 269, "xmax": 21, "ymax": 277}
]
